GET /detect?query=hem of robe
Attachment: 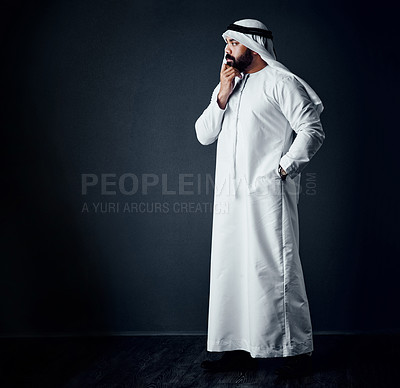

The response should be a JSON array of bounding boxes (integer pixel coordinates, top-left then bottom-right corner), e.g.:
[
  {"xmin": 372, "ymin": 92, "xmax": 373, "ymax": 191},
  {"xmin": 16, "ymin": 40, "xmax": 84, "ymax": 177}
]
[{"xmin": 206, "ymin": 336, "xmax": 313, "ymax": 358}]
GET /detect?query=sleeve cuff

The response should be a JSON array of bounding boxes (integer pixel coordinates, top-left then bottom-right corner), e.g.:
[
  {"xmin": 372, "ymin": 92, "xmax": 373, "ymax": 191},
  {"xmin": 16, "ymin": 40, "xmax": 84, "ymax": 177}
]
[
  {"xmin": 279, "ymin": 155, "xmax": 296, "ymax": 178},
  {"xmin": 212, "ymin": 98, "xmax": 227, "ymax": 112}
]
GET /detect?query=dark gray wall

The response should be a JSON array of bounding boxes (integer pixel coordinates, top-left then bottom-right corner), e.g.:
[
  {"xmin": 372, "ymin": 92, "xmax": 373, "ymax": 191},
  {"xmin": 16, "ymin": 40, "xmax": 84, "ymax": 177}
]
[{"xmin": 2, "ymin": 0, "xmax": 398, "ymax": 335}]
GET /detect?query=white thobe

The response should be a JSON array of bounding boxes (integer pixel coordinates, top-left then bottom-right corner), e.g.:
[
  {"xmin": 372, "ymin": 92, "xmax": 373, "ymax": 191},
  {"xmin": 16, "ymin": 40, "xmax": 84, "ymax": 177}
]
[{"xmin": 195, "ymin": 64, "xmax": 324, "ymax": 358}]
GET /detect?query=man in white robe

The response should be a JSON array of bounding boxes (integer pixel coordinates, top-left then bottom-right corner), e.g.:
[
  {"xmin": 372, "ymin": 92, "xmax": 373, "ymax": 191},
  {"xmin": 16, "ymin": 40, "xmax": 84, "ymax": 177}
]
[{"xmin": 195, "ymin": 19, "xmax": 325, "ymax": 375}]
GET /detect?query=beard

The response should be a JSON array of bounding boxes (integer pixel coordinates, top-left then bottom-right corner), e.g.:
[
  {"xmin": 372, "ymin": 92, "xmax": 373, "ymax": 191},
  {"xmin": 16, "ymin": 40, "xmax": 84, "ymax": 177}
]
[{"xmin": 226, "ymin": 48, "xmax": 253, "ymax": 72}]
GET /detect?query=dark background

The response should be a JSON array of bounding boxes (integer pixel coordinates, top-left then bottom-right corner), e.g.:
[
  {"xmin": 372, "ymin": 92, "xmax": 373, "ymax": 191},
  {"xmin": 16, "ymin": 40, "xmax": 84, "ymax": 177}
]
[{"xmin": 1, "ymin": 0, "xmax": 398, "ymax": 336}]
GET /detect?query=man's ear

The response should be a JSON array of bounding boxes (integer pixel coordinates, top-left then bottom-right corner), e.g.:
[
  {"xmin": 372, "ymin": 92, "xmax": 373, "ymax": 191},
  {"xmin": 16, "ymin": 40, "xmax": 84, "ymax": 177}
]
[{"xmin": 251, "ymin": 51, "xmax": 259, "ymax": 56}]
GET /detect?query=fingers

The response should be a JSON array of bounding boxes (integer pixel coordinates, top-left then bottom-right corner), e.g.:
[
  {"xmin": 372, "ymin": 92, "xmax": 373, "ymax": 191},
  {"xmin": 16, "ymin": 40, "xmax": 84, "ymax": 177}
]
[
  {"xmin": 221, "ymin": 65, "xmax": 242, "ymax": 80},
  {"xmin": 226, "ymin": 66, "xmax": 241, "ymax": 78},
  {"xmin": 222, "ymin": 63, "xmax": 240, "ymax": 76},
  {"xmin": 221, "ymin": 63, "xmax": 229, "ymax": 72}
]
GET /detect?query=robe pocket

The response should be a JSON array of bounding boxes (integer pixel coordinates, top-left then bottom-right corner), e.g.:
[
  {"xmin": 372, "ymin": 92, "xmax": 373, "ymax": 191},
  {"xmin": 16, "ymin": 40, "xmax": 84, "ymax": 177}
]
[
  {"xmin": 248, "ymin": 173, "xmax": 282, "ymax": 196},
  {"xmin": 275, "ymin": 164, "xmax": 283, "ymax": 179},
  {"xmin": 281, "ymin": 173, "xmax": 301, "ymax": 204}
]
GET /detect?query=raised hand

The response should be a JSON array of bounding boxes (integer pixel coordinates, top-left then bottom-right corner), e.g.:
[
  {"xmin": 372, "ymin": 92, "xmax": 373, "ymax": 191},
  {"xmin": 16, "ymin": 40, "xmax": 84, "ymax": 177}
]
[{"xmin": 217, "ymin": 64, "xmax": 242, "ymax": 109}]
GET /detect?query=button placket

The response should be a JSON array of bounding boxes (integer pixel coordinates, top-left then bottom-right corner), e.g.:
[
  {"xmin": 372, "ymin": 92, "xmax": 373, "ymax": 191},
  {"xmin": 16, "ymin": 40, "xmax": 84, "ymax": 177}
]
[{"xmin": 232, "ymin": 74, "xmax": 249, "ymax": 182}]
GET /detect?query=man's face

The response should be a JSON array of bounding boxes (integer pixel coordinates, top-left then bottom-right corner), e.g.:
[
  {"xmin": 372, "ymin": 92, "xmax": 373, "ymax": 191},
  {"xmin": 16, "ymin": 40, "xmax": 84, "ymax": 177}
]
[{"xmin": 225, "ymin": 38, "xmax": 253, "ymax": 73}]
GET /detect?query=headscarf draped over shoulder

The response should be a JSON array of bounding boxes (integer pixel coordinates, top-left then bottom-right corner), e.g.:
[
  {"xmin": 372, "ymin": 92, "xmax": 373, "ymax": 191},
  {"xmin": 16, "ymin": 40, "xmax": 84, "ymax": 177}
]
[{"xmin": 223, "ymin": 19, "xmax": 324, "ymax": 114}]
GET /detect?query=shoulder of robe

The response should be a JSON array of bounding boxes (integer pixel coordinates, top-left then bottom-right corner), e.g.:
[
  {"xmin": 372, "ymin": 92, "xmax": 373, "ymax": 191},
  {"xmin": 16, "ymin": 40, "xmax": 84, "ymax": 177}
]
[
  {"xmin": 260, "ymin": 68, "xmax": 287, "ymax": 98},
  {"xmin": 264, "ymin": 69, "xmax": 291, "ymax": 91},
  {"xmin": 275, "ymin": 73, "xmax": 302, "ymax": 90},
  {"xmin": 271, "ymin": 73, "xmax": 308, "ymax": 104}
]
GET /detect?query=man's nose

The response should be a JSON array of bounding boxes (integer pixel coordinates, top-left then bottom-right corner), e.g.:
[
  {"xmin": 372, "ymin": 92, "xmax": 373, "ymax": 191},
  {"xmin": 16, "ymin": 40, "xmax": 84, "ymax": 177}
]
[{"xmin": 225, "ymin": 45, "xmax": 232, "ymax": 55}]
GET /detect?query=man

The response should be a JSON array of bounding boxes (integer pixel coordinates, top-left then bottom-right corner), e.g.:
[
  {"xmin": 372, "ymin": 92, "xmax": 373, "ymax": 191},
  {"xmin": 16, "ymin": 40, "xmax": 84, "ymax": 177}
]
[{"xmin": 195, "ymin": 19, "xmax": 325, "ymax": 376}]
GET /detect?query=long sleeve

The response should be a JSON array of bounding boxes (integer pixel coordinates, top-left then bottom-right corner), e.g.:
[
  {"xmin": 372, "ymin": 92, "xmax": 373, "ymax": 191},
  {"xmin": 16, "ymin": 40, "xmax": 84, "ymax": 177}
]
[
  {"xmin": 275, "ymin": 76, "xmax": 325, "ymax": 179},
  {"xmin": 195, "ymin": 84, "xmax": 226, "ymax": 145}
]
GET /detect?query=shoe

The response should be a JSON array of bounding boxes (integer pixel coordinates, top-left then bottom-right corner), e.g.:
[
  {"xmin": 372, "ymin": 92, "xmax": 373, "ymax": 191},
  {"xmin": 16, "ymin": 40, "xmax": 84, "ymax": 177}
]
[
  {"xmin": 275, "ymin": 353, "xmax": 313, "ymax": 378},
  {"xmin": 201, "ymin": 350, "xmax": 257, "ymax": 372}
]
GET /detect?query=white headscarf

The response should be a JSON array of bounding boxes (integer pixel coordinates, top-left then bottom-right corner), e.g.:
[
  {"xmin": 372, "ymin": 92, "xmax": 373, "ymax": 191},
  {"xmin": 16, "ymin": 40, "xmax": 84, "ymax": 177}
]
[{"xmin": 222, "ymin": 19, "xmax": 324, "ymax": 114}]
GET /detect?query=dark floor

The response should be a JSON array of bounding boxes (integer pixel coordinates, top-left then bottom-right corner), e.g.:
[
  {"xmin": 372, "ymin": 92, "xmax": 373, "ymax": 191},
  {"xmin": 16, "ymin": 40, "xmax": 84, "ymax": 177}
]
[{"xmin": 0, "ymin": 334, "xmax": 399, "ymax": 387}]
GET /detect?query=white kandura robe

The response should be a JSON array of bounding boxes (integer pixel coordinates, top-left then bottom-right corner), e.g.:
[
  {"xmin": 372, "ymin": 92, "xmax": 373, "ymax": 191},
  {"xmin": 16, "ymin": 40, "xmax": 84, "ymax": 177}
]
[{"xmin": 195, "ymin": 64, "xmax": 324, "ymax": 358}]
